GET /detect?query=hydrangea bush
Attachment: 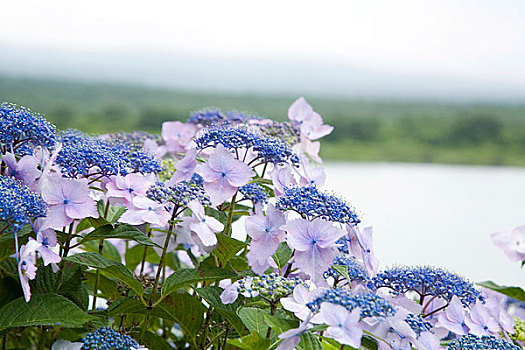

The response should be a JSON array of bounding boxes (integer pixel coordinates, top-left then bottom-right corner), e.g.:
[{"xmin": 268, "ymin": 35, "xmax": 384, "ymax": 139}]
[{"xmin": 0, "ymin": 98, "xmax": 524, "ymax": 349}]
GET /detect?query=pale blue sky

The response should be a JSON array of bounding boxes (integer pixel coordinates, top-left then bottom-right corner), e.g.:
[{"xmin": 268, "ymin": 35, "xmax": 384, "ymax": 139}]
[{"xmin": 1, "ymin": 0, "xmax": 524, "ymax": 99}]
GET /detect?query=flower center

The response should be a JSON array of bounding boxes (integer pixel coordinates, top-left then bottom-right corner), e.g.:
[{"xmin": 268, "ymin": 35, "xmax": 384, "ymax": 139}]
[{"xmin": 63, "ymin": 199, "xmax": 69, "ymax": 204}]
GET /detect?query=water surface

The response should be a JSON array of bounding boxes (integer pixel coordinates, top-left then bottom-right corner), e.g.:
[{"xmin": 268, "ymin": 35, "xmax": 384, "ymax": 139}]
[{"xmin": 323, "ymin": 162, "xmax": 525, "ymax": 287}]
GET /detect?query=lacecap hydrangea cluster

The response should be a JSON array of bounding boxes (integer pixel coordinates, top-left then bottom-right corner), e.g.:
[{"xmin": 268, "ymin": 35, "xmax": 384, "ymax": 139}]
[
  {"xmin": 147, "ymin": 177, "xmax": 210, "ymax": 207},
  {"xmin": 276, "ymin": 184, "xmax": 360, "ymax": 225},
  {"xmin": 307, "ymin": 288, "xmax": 396, "ymax": 318},
  {"xmin": 369, "ymin": 266, "xmax": 482, "ymax": 306},
  {"xmin": 447, "ymin": 334, "xmax": 520, "ymax": 350},
  {"xmin": 323, "ymin": 255, "xmax": 369, "ymax": 282},
  {"xmin": 405, "ymin": 313, "xmax": 434, "ymax": 336},
  {"xmin": 194, "ymin": 126, "xmax": 299, "ymax": 165},
  {"xmin": 0, "ymin": 102, "xmax": 56, "ymax": 155},
  {"xmin": 239, "ymin": 183, "xmax": 269, "ymax": 204},
  {"xmin": 0, "ymin": 176, "xmax": 46, "ymax": 231},
  {"xmin": 81, "ymin": 327, "xmax": 139, "ymax": 350},
  {"xmin": 188, "ymin": 108, "xmax": 253, "ymax": 126},
  {"xmin": 56, "ymin": 129, "xmax": 161, "ymax": 178},
  {"xmin": 237, "ymin": 274, "xmax": 307, "ymax": 301}
]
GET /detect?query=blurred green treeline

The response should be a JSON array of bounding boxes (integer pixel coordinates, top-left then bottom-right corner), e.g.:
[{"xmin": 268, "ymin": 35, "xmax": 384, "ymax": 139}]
[{"xmin": 1, "ymin": 76, "xmax": 525, "ymax": 166}]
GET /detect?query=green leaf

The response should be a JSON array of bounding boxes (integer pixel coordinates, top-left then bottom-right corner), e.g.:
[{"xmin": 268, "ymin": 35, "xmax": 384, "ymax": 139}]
[
  {"xmin": 238, "ymin": 307, "xmax": 270, "ymax": 337},
  {"xmin": 0, "ymin": 257, "xmax": 18, "ymax": 275},
  {"xmin": 57, "ymin": 264, "xmax": 89, "ymax": 310},
  {"xmin": 332, "ymin": 264, "xmax": 351, "ymax": 282},
  {"xmin": 140, "ymin": 331, "xmax": 174, "ymax": 350},
  {"xmin": 82, "ymin": 240, "xmax": 122, "ymax": 262},
  {"xmin": 0, "ymin": 277, "xmax": 22, "ymax": 308},
  {"xmin": 106, "ymin": 297, "xmax": 173, "ymax": 320},
  {"xmin": 205, "ymin": 207, "xmax": 228, "ymax": 226},
  {"xmin": 79, "ymin": 224, "xmax": 159, "ymax": 247},
  {"xmin": 161, "ymin": 264, "xmax": 237, "ymax": 297},
  {"xmin": 272, "ymin": 242, "xmax": 293, "ymax": 270},
  {"xmin": 0, "ymin": 294, "xmax": 93, "ymax": 329},
  {"xmin": 65, "ymin": 252, "xmax": 144, "ymax": 297},
  {"xmin": 298, "ymin": 332, "xmax": 323, "ymax": 350},
  {"xmin": 124, "ymin": 244, "xmax": 159, "ymax": 272},
  {"xmin": 264, "ymin": 314, "xmax": 299, "ymax": 334},
  {"xmin": 0, "ymin": 225, "xmax": 33, "ymax": 262},
  {"xmin": 213, "ymin": 234, "xmax": 247, "ymax": 265},
  {"xmin": 228, "ymin": 332, "xmax": 271, "ymax": 350},
  {"xmin": 196, "ymin": 286, "xmax": 248, "ymax": 336},
  {"xmin": 478, "ymin": 280, "xmax": 525, "ymax": 303},
  {"xmin": 160, "ymin": 293, "xmax": 205, "ymax": 340},
  {"xmin": 361, "ymin": 335, "xmax": 379, "ymax": 350},
  {"xmin": 85, "ymin": 271, "xmax": 120, "ymax": 301}
]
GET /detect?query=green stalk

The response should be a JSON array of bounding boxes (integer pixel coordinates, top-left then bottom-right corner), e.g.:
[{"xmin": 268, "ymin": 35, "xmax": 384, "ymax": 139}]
[
  {"xmin": 91, "ymin": 200, "xmax": 110, "ymax": 310},
  {"xmin": 139, "ymin": 224, "xmax": 151, "ymax": 277},
  {"xmin": 222, "ymin": 192, "xmax": 237, "ymax": 237},
  {"xmin": 140, "ymin": 207, "xmax": 178, "ymax": 341}
]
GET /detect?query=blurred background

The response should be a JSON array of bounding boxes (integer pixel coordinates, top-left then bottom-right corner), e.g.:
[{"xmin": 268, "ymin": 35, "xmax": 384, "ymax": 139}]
[{"xmin": 1, "ymin": 0, "xmax": 524, "ymax": 285}]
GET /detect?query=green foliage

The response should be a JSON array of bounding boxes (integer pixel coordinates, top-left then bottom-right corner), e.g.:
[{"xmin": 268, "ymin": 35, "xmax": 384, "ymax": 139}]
[
  {"xmin": 79, "ymin": 224, "xmax": 159, "ymax": 247},
  {"xmin": 272, "ymin": 242, "xmax": 293, "ymax": 270},
  {"xmin": 0, "ymin": 294, "xmax": 93, "ymax": 329},
  {"xmin": 65, "ymin": 252, "xmax": 144, "ymax": 297},
  {"xmin": 213, "ymin": 234, "xmax": 248, "ymax": 266},
  {"xmin": 478, "ymin": 280, "xmax": 525, "ymax": 303},
  {"xmin": 161, "ymin": 264, "xmax": 237, "ymax": 297}
]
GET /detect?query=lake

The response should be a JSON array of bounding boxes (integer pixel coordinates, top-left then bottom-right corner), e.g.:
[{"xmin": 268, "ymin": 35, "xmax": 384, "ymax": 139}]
[{"xmin": 323, "ymin": 162, "xmax": 525, "ymax": 288}]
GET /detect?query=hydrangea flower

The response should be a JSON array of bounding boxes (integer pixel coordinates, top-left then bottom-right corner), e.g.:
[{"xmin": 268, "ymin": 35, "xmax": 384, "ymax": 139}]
[
  {"xmin": 0, "ymin": 102, "xmax": 56, "ymax": 155},
  {"xmin": 2, "ymin": 152, "xmax": 41, "ymax": 190},
  {"xmin": 119, "ymin": 196, "xmax": 170, "ymax": 227},
  {"xmin": 41, "ymin": 177, "xmax": 98, "ymax": 229},
  {"xmin": 105, "ymin": 173, "xmax": 156, "ymax": 203},
  {"xmin": 188, "ymin": 108, "xmax": 226, "ymax": 125},
  {"xmin": 276, "ymin": 184, "xmax": 360, "ymax": 225},
  {"xmin": 18, "ymin": 241, "xmax": 40, "ymax": 302},
  {"xmin": 0, "ymin": 176, "xmax": 47, "ymax": 232},
  {"xmin": 187, "ymin": 201, "xmax": 223, "ymax": 247},
  {"xmin": 157, "ymin": 121, "xmax": 197, "ymax": 157},
  {"xmin": 345, "ymin": 224, "xmax": 379, "ymax": 275},
  {"xmin": 195, "ymin": 144, "xmax": 254, "ymax": 204},
  {"xmin": 369, "ymin": 266, "xmax": 482, "ymax": 307},
  {"xmin": 169, "ymin": 147, "xmax": 197, "ymax": 184},
  {"xmin": 311, "ymin": 303, "xmax": 363, "ymax": 348},
  {"xmin": 286, "ymin": 218, "xmax": 346, "ymax": 282},
  {"xmin": 435, "ymin": 295, "xmax": 470, "ymax": 335},
  {"xmin": 492, "ymin": 226, "xmax": 525, "ymax": 262},
  {"xmin": 245, "ymin": 204, "xmax": 286, "ymax": 273}
]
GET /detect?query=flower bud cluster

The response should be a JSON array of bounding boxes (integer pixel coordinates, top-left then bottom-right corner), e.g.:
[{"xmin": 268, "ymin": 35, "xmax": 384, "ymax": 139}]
[
  {"xmin": 237, "ymin": 274, "xmax": 307, "ymax": 301},
  {"xmin": 81, "ymin": 327, "xmax": 139, "ymax": 350},
  {"xmin": 276, "ymin": 184, "xmax": 360, "ymax": 224},
  {"xmin": 447, "ymin": 334, "xmax": 520, "ymax": 350},
  {"xmin": 307, "ymin": 288, "xmax": 396, "ymax": 318}
]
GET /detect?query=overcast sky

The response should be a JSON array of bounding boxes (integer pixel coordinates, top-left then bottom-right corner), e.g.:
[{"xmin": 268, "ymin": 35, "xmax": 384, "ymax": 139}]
[{"xmin": 1, "ymin": 0, "xmax": 524, "ymax": 99}]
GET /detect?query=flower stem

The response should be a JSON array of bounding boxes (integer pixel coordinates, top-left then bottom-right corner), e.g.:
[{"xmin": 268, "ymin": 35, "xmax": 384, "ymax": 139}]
[
  {"xmin": 139, "ymin": 224, "xmax": 152, "ymax": 277},
  {"xmin": 91, "ymin": 238, "xmax": 104, "ymax": 310},
  {"xmin": 140, "ymin": 207, "xmax": 178, "ymax": 342},
  {"xmin": 223, "ymin": 192, "xmax": 237, "ymax": 237}
]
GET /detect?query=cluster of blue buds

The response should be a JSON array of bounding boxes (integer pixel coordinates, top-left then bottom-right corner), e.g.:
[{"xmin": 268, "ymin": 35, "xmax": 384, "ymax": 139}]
[
  {"xmin": 188, "ymin": 108, "xmax": 256, "ymax": 126},
  {"xmin": 368, "ymin": 266, "xmax": 482, "ymax": 306},
  {"xmin": 194, "ymin": 126, "xmax": 299, "ymax": 165},
  {"xmin": 239, "ymin": 183, "xmax": 269, "ymax": 204},
  {"xmin": 56, "ymin": 130, "xmax": 161, "ymax": 178},
  {"xmin": 324, "ymin": 255, "xmax": 368, "ymax": 282},
  {"xmin": 102, "ymin": 131, "xmax": 160, "ymax": 149},
  {"xmin": 0, "ymin": 177, "xmax": 46, "ymax": 232},
  {"xmin": 276, "ymin": 185, "xmax": 360, "ymax": 225},
  {"xmin": 147, "ymin": 179, "xmax": 210, "ymax": 207},
  {"xmin": 405, "ymin": 313, "xmax": 433, "ymax": 336},
  {"xmin": 81, "ymin": 327, "xmax": 139, "ymax": 350},
  {"xmin": 447, "ymin": 334, "xmax": 520, "ymax": 350},
  {"xmin": 307, "ymin": 288, "xmax": 396, "ymax": 318},
  {"xmin": 0, "ymin": 102, "xmax": 56, "ymax": 155},
  {"xmin": 256, "ymin": 120, "xmax": 300, "ymax": 145},
  {"xmin": 237, "ymin": 274, "xmax": 307, "ymax": 301}
]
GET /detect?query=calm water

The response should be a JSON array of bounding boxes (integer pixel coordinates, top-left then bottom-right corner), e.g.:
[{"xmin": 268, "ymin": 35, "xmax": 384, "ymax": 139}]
[{"xmin": 323, "ymin": 162, "xmax": 525, "ymax": 288}]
